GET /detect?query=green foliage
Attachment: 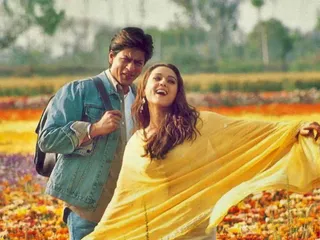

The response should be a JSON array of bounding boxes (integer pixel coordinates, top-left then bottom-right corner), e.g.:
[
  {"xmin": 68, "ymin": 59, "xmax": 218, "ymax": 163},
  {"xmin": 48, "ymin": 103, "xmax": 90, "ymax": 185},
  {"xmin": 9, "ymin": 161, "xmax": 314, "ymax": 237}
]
[
  {"xmin": 3, "ymin": 74, "xmax": 320, "ymax": 96},
  {"xmin": 208, "ymin": 83, "xmax": 222, "ymax": 93},
  {"xmin": 185, "ymin": 83, "xmax": 202, "ymax": 92},
  {"xmin": 177, "ymin": 76, "xmax": 320, "ymax": 94},
  {"xmin": 33, "ymin": 2, "xmax": 65, "ymax": 35},
  {"xmin": 164, "ymin": 48, "xmax": 204, "ymax": 73},
  {"xmin": 247, "ymin": 19, "xmax": 293, "ymax": 68},
  {"xmin": 150, "ymin": 27, "xmax": 207, "ymax": 48},
  {"xmin": 289, "ymin": 59, "xmax": 320, "ymax": 72},
  {"xmin": 91, "ymin": 26, "xmax": 119, "ymax": 66},
  {"xmin": 251, "ymin": 0, "xmax": 264, "ymax": 8},
  {"xmin": 0, "ymin": 1, "xmax": 319, "ymax": 74},
  {"xmin": 295, "ymin": 80, "xmax": 320, "ymax": 90},
  {"xmin": 281, "ymin": 78, "xmax": 295, "ymax": 91},
  {"xmin": 170, "ymin": 0, "xmax": 242, "ymax": 60},
  {"xmin": 0, "ymin": 85, "xmax": 54, "ymax": 96},
  {"xmin": 288, "ymin": 29, "xmax": 320, "ymax": 63},
  {"xmin": 216, "ymin": 61, "xmax": 264, "ymax": 73},
  {"xmin": 1, "ymin": 0, "xmax": 65, "ymax": 49},
  {"xmin": 0, "ymin": 65, "xmax": 103, "ymax": 77},
  {"xmin": 205, "ymin": 80, "xmax": 320, "ymax": 93},
  {"xmin": 8, "ymin": 46, "xmax": 51, "ymax": 65},
  {"xmin": 316, "ymin": 9, "xmax": 320, "ymax": 31}
]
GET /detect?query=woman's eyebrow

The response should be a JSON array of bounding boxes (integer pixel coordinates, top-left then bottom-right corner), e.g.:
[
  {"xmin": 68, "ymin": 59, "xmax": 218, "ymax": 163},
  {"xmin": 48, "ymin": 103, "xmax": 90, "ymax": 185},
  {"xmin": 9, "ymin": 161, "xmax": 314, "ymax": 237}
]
[
  {"xmin": 168, "ymin": 75, "xmax": 177, "ymax": 80},
  {"xmin": 152, "ymin": 73, "xmax": 177, "ymax": 81}
]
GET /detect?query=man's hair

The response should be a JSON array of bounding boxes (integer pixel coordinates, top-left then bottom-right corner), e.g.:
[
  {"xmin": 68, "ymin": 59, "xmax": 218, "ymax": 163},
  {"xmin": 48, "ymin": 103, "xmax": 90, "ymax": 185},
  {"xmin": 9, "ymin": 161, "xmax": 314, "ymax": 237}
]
[{"xmin": 109, "ymin": 27, "xmax": 154, "ymax": 63}]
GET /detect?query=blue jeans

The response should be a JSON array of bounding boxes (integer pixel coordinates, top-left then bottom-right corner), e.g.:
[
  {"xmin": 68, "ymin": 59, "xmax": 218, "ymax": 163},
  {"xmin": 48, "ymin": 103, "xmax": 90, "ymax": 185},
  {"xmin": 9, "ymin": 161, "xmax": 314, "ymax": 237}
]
[{"xmin": 66, "ymin": 209, "xmax": 97, "ymax": 240}]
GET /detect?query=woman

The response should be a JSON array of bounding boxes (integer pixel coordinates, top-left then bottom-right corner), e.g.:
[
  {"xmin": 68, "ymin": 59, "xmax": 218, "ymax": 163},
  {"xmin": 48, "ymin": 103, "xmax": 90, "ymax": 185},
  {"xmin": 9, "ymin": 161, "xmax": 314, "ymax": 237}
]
[{"xmin": 84, "ymin": 63, "xmax": 320, "ymax": 240}]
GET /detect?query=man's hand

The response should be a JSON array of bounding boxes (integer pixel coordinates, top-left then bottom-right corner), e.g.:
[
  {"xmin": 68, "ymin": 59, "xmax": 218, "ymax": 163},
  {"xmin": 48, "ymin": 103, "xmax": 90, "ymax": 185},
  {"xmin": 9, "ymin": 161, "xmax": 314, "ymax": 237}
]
[
  {"xmin": 299, "ymin": 122, "xmax": 320, "ymax": 141},
  {"xmin": 91, "ymin": 110, "xmax": 122, "ymax": 138}
]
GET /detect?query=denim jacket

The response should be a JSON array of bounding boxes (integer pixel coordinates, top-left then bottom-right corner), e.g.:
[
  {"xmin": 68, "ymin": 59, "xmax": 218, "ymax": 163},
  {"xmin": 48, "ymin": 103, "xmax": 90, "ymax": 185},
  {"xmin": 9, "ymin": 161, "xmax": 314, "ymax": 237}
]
[{"xmin": 38, "ymin": 71, "xmax": 135, "ymax": 209}]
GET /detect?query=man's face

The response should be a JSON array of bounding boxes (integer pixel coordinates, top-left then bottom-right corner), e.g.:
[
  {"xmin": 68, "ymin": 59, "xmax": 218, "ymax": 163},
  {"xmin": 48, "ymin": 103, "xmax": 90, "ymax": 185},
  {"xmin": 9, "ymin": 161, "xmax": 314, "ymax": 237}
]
[{"xmin": 109, "ymin": 48, "xmax": 145, "ymax": 92}]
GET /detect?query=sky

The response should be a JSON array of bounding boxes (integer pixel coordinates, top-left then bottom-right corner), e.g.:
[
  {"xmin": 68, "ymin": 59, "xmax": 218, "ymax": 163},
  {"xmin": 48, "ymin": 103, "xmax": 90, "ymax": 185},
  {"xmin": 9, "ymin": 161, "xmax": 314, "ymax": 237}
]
[{"xmin": 57, "ymin": 0, "xmax": 320, "ymax": 33}]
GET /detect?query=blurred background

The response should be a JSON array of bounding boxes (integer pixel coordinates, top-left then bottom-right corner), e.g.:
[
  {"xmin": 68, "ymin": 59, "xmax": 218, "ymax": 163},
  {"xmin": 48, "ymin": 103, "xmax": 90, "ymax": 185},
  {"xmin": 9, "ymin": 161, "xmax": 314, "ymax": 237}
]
[{"xmin": 1, "ymin": 0, "xmax": 320, "ymax": 76}]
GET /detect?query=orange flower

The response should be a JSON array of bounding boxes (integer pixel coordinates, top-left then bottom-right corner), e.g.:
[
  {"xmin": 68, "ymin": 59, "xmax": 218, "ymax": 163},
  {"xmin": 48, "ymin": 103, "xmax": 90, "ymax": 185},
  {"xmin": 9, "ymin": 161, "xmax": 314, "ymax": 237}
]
[{"xmin": 0, "ymin": 109, "xmax": 42, "ymax": 121}]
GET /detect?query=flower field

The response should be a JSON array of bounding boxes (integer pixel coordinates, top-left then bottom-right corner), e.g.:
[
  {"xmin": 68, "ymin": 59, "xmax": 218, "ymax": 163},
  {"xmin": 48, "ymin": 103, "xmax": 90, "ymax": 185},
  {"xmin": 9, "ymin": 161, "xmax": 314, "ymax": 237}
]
[{"xmin": 2, "ymin": 93, "xmax": 320, "ymax": 239}]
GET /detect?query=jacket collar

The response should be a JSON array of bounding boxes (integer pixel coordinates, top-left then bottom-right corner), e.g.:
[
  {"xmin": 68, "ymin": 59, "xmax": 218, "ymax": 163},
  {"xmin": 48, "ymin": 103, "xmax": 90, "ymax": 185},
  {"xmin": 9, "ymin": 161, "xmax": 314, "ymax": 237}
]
[
  {"xmin": 96, "ymin": 70, "xmax": 117, "ymax": 96},
  {"xmin": 98, "ymin": 70, "xmax": 137, "ymax": 96}
]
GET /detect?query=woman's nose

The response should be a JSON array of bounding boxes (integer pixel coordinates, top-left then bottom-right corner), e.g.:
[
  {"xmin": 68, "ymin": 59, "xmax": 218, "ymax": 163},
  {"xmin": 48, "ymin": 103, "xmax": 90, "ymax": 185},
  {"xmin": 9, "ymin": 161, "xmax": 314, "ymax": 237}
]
[{"xmin": 159, "ymin": 79, "xmax": 167, "ymax": 86}]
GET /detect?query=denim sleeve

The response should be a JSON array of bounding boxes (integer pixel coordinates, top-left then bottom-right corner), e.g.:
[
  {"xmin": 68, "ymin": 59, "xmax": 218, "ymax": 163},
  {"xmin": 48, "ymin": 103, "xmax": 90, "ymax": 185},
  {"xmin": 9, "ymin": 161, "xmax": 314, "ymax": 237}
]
[
  {"xmin": 38, "ymin": 81, "xmax": 90, "ymax": 154},
  {"xmin": 70, "ymin": 121, "xmax": 95, "ymax": 155}
]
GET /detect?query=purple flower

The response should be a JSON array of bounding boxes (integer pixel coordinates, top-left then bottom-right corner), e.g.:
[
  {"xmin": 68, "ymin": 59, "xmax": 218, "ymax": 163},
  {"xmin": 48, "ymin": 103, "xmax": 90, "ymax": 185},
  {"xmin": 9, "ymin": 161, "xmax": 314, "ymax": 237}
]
[{"xmin": 0, "ymin": 153, "xmax": 46, "ymax": 187}]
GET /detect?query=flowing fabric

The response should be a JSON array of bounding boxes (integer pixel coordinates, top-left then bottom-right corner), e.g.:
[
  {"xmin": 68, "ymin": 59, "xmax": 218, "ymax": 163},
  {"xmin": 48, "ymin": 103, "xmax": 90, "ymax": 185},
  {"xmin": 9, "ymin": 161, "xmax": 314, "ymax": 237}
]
[{"xmin": 83, "ymin": 111, "xmax": 320, "ymax": 240}]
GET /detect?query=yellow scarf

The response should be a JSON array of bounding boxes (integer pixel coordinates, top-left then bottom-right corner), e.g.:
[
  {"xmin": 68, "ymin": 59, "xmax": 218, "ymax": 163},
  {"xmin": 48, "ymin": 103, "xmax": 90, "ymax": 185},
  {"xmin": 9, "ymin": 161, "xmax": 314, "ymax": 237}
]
[{"xmin": 84, "ymin": 111, "xmax": 320, "ymax": 240}]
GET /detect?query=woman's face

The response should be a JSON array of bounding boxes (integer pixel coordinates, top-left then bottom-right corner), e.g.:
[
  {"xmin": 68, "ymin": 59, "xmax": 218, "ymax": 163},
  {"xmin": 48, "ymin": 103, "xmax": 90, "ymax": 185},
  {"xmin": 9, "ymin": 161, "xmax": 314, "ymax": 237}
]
[{"xmin": 144, "ymin": 66, "xmax": 178, "ymax": 109}]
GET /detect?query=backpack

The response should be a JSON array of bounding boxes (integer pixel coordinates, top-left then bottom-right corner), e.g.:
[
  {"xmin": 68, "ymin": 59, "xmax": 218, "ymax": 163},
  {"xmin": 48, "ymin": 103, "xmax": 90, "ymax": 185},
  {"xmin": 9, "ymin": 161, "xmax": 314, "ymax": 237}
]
[{"xmin": 34, "ymin": 76, "xmax": 113, "ymax": 177}]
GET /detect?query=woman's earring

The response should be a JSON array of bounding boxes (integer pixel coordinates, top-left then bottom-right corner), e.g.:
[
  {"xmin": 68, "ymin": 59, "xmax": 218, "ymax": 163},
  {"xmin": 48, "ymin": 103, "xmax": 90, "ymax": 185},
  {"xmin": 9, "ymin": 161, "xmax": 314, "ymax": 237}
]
[{"xmin": 140, "ymin": 97, "xmax": 146, "ymax": 113}]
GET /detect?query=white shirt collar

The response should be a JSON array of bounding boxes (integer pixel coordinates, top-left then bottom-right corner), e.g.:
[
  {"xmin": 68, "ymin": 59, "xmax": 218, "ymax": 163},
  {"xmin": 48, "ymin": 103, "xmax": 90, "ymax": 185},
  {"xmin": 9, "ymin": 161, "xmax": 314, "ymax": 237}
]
[{"xmin": 105, "ymin": 69, "xmax": 131, "ymax": 95}]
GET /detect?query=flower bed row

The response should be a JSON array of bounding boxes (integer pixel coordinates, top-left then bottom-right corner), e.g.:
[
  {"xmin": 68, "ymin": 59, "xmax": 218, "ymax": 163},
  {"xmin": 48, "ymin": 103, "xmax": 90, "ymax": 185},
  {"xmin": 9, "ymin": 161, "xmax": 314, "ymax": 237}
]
[
  {"xmin": 1, "ymin": 89, "xmax": 320, "ymax": 109},
  {"xmin": 187, "ymin": 88, "xmax": 320, "ymax": 107},
  {"xmin": 2, "ymin": 152, "xmax": 320, "ymax": 239},
  {"xmin": 2, "ymin": 103, "xmax": 320, "ymax": 123},
  {"xmin": 2, "ymin": 72, "xmax": 320, "ymax": 95}
]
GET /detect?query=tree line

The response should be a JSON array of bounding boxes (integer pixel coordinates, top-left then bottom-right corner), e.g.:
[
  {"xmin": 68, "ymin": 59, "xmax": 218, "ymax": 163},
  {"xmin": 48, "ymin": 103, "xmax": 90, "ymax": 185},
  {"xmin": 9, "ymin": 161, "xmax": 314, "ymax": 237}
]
[{"xmin": 1, "ymin": 0, "xmax": 319, "ymax": 76}]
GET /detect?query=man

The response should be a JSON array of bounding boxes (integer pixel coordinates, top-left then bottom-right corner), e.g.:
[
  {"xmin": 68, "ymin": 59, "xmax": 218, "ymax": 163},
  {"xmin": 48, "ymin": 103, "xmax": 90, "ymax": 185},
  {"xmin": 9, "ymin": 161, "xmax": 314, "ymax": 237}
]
[{"xmin": 38, "ymin": 27, "xmax": 153, "ymax": 240}]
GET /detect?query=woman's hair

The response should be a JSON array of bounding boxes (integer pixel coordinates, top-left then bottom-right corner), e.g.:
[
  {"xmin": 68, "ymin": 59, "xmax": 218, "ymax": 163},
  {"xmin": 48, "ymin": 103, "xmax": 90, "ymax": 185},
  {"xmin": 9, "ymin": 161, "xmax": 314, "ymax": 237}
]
[
  {"xmin": 109, "ymin": 27, "xmax": 154, "ymax": 65},
  {"xmin": 131, "ymin": 63, "xmax": 201, "ymax": 160}
]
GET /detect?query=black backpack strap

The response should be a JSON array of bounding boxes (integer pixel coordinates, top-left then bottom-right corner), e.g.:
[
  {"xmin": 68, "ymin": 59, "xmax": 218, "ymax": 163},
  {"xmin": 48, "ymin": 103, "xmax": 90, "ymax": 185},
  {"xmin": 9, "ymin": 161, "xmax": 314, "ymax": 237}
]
[
  {"xmin": 35, "ymin": 95, "xmax": 55, "ymax": 134},
  {"xmin": 92, "ymin": 76, "xmax": 113, "ymax": 111}
]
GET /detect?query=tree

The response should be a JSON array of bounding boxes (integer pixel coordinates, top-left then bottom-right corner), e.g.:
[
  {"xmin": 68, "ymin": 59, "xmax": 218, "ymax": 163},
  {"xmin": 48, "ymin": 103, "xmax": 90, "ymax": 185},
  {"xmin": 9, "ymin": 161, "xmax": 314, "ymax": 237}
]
[
  {"xmin": 91, "ymin": 26, "xmax": 118, "ymax": 66},
  {"xmin": 1, "ymin": 0, "xmax": 65, "ymax": 49},
  {"xmin": 139, "ymin": 0, "xmax": 146, "ymax": 27},
  {"xmin": 251, "ymin": 0, "xmax": 269, "ymax": 66},
  {"xmin": 248, "ymin": 19, "xmax": 293, "ymax": 71},
  {"xmin": 171, "ymin": 0, "xmax": 200, "ymax": 28},
  {"xmin": 171, "ymin": 0, "xmax": 242, "ymax": 61},
  {"xmin": 316, "ymin": 8, "xmax": 320, "ymax": 31}
]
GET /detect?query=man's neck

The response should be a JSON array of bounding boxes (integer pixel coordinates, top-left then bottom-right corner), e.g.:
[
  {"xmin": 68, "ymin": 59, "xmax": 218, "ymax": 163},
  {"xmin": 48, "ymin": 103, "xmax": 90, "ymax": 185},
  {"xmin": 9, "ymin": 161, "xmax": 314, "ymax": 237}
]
[{"xmin": 106, "ymin": 69, "xmax": 130, "ymax": 94}]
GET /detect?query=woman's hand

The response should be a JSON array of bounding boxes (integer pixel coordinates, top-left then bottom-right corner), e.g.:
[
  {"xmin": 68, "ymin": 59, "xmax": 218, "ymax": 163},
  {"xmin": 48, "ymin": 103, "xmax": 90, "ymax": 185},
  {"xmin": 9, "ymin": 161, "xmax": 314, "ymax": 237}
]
[{"xmin": 299, "ymin": 122, "xmax": 320, "ymax": 140}]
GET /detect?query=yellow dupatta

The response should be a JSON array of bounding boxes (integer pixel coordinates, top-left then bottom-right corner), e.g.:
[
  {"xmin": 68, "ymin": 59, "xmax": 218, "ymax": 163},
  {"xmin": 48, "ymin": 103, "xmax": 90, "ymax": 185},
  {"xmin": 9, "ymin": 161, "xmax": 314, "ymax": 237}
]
[{"xmin": 84, "ymin": 111, "xmax": 320, "ymax": 240}]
